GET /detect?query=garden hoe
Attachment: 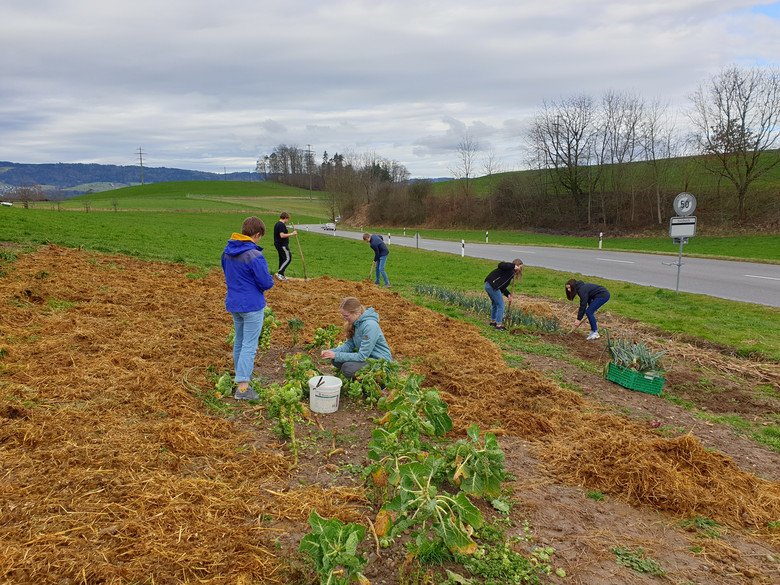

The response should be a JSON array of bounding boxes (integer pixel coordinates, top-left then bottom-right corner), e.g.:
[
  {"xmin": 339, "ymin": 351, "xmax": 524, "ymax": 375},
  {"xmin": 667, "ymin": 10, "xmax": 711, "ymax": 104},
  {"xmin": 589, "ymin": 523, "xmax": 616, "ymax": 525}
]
[
  {"xmin": 290, "ymin": 223, "xmax": 308, "ymax": 281},
  {"xmin": 506, "ymin": 277, "xmax": 516, "ymax": 313}
]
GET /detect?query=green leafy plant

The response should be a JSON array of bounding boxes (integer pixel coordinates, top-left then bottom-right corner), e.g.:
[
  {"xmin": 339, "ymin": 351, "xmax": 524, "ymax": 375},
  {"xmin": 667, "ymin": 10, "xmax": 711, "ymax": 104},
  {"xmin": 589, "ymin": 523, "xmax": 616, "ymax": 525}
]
[
  {"xmin": 604, "ymin": 332, "xmax": 667, "ymax": 375},
  {"xmin": 310, "ymin": 323, "xmax": 340, "ymax": 349},
  {"xmin": 414, "ymin": 284, "xmax": 562, "ymax": 333},
  {"xmin": 215, "ymin": 372, "xmax": 234, "ymax": 398},
  {"xmin": 342, "ymin": 358, "xmax": 402, "ymax": 404},
  {"xmin": 679, "ymin": 516, "xmax": 721, "ymax": 539},
  {"xmin": 195, "ymin": 371, "xmax": 235, "ymax": 416},
  {"xmin": 287, "ymin": 317, "xmax": 304, "ymax": 346},
  {"xmin": 610, "ymin": 545, "xmax": 666, "ymax": 575},
  {"xmin": 366, "ymin": 426, "xmax": 422, "ymax": 489},
  {"xmin": 377, "ymin": 455, "xmax": 483, "ymax": 557},
  {"xmin": 265, "ymin": 380, "xmax": 305, "ymax": 444},
  {"xmin": 453, "ymin": 539, "xmax": 544, "ymax": 585},
  {"xmin": 378, "ymin": 373, "xmax": 453, "ymax": 439},
  {"xmin": 299, "ymin": 510, "xmax": 369, "ymax": 585},
  {"xmin": 259, "ymin": 306, "xmax": 282, "ymax": 351},
  {"xmin": 444, "ymin": 424, "xmax": 507, "ymax": 498},
  {"xmin": 283, "ymin": 352, "xmax": 322, "ymax": 384}
]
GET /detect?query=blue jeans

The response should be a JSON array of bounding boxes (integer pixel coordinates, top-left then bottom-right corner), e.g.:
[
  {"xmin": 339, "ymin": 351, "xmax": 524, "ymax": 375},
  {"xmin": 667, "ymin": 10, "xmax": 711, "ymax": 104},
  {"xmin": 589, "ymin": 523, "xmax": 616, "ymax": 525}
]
[
  {"xmin": 584, "ymin": 295, "xmax": 610, "ymax": 332},
  {"xmin": 232, "ymin": 310, "xmax": 264, "ymax": 383},
  {"xmin": 375, "ymin": 254, "xmax": 390, "ymax": 285},
  {"xmin": 484, "ymin": 281, "xmax": 505, "ymax": 325}
]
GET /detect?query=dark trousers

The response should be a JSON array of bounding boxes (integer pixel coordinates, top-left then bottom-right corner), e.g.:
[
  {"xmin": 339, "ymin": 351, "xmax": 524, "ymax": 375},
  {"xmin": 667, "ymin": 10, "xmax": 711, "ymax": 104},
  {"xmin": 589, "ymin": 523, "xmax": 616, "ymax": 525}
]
[
  {"xmin": 332, "ymin": 360, "xmax": 367, "ymax": 379},
  {"xmin": 275, "ymin": 244, "xmax": 291, "ymax": 275}
]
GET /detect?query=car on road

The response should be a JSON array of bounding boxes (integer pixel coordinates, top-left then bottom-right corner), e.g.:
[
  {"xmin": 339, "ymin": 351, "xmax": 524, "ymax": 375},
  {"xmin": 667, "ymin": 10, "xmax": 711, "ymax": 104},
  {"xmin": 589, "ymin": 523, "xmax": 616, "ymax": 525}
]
[{"xmin": 323, "ymin": 222, "xmax": 336, "ymax": 231}]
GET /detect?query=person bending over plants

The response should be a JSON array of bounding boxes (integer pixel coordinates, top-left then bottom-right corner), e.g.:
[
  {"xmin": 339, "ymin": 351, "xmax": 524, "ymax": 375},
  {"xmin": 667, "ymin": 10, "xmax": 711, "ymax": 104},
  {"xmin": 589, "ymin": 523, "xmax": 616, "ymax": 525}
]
[
  {"xmin": 483, "ymin": 259, "xmax": 523, "ymax": 331},
  {"xmin": 320, "ymin": 297, "xmax": 392, "ymax": 378},
  {"xmin": 566, "ymin": 278, "xmax": 610, "ymax": 340},
  {"xmin": 221, "ymin": 216, "xmax": 275, "ymax": 400},
  {"xmin": 363, "ymin": 232, "xmax": 391, "ymax": 288}
]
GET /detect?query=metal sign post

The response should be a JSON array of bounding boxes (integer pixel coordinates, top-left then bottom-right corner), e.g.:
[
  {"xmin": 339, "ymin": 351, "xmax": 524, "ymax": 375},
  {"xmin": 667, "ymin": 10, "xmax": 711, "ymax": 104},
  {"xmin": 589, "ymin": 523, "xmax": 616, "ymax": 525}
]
[{"xmin": 663, "ymin": 193, "xmax": 697, "ymax": 295}]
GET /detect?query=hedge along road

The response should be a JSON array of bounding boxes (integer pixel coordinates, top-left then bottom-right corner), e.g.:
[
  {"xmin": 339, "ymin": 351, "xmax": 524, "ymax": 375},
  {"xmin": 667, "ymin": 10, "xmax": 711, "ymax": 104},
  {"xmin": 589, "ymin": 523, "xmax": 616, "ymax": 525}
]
[{"xmin": 297, "ymin": 225, "xmax": 780, "ymax": 308}]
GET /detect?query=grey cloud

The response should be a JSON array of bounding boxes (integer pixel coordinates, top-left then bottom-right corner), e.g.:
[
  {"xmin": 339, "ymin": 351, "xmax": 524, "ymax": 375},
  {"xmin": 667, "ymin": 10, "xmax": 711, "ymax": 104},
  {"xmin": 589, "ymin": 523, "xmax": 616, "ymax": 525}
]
[{"xmin": 1, "ymin": 0, "xmax": 778, "ymax": 177}]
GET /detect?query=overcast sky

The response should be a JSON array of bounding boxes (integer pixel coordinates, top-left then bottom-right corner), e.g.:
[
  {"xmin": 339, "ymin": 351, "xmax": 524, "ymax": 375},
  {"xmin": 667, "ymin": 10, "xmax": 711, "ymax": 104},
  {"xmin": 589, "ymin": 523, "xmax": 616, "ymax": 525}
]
[{"xmin": 2, "ymin": 1, "xmax": 779, "ymax": 179}]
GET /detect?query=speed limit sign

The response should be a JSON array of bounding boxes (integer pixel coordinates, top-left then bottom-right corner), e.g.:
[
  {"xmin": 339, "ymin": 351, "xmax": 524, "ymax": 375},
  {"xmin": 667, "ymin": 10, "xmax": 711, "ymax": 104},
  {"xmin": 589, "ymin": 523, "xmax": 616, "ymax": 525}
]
[{"xmin": 673, "ymin": 192, "xmax": 696, "ymax": 216}]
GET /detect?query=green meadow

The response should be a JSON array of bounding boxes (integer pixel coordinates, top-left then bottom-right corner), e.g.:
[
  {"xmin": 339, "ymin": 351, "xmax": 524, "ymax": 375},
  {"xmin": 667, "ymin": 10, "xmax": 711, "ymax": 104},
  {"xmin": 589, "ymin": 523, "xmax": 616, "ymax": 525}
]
[
  {"xmin": 34, "ymin": 180, "xmax": 780, "ymax": 261},
  {"xmin": 1, "ymin": 181, "xmax": 779, "ymax": 361}
]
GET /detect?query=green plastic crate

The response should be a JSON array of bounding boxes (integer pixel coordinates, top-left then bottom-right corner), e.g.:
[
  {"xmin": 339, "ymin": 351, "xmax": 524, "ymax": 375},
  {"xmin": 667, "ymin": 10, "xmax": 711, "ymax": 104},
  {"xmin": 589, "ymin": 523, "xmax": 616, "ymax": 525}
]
[{"xmin": 605, "ymin": 362, "xmax": 664, "ymax": 395}]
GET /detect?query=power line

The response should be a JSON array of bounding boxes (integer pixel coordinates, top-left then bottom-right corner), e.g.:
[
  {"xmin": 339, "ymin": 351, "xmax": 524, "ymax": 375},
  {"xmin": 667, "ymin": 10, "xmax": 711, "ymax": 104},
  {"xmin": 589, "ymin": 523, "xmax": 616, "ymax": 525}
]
[
  {"xmin": 137, "ymin": 147, "xmax": 145, "ymax": 185},
  {"xmin": 305, "ymin": 144, "xmax": 313, "ymax": 201}
]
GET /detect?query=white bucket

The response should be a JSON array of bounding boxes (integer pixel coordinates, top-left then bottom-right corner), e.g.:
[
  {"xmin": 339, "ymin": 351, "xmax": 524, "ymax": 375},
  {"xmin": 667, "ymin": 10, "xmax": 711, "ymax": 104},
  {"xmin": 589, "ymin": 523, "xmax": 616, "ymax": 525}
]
[{"xmin": 308, "ymin": 375, "xmax": 342, "ymax": 413}]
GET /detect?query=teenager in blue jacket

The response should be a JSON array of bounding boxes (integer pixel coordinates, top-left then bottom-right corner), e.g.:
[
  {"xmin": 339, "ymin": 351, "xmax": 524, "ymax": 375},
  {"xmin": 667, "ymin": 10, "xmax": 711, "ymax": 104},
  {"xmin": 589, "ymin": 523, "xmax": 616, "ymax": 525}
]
[
  {"xmin": 221, "ymin": 216, "xmax": 275, "ymax": 399},
  {"xmin": 363, "ymin": 233, "xmax": 391, "ymax": 288},
  {"xmin": 566, "ymin": 279, "xmax": 610, "ymax": 340},
  {"xmin": 320, "ymin": 297, "xmax": 393, "ymax": 379}
]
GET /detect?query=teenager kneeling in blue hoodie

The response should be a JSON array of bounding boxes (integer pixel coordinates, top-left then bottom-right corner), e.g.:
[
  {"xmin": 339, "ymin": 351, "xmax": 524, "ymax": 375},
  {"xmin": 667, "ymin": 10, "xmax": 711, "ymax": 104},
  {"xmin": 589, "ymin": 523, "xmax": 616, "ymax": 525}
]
[
  {"xmin": 320, "ymin": 297, "xmax": 393, "ymax": 379},
  {"xmin": 221, "ymin": 216, "xmax": 275, "ymax": 400}
]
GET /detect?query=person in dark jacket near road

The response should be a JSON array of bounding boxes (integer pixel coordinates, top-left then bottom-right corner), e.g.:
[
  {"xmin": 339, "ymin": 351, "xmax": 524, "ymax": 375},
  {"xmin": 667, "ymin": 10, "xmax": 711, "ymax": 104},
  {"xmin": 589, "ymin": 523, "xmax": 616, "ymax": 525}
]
[
  {"xmin": 566, "ymin": 279, "xmax": 610, "ymax": 340},
  {"xmin": 320, "ymin": 297, "xmax": 393, "ymax": 379},
  {"xmin": 221, "ymin": 216, "xmax": 275, "ymax": 400},
  {"xmin": 363, "ymin": 233, "xmax": 391, "ymax": 288},
  {"xmin": 483, "ymin": 259, "xmax": 523, "ymax": 331},
  {"xmin": 273, "ymin": 212, "xmax": 297, "ymax": 281}
]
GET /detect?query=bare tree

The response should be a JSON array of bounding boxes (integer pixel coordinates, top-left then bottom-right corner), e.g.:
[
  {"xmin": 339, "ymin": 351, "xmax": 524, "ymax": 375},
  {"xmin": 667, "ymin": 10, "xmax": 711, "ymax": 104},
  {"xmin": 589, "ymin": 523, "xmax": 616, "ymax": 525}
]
[
  {"xmin": 527, "ymin": 95, "xmax": 601, "ymax": 223},
  {"xmin": 450, "ymin": 133, "xmax": 480, "ymax": 198},
  {"xmin": 10, "ymin": 185, "xmax": 46, "ymax": 208},
  {"xmin": 689, "ymin": 65, "xmax": 780, "ymax": 221},
  {"xmin": 482, "ymin": 148, "xmax": 502, "ymax": 220},
  {"xmin": 600, "ymin": 90, "xmax": 644, "ymax": 223},
  {"xmin": 255, "ymin": 155, "xmax": 269, "ymax": 179},
  {"xmin": 641, "ymin": 100, "xmax": 679, "ymax": 224}
]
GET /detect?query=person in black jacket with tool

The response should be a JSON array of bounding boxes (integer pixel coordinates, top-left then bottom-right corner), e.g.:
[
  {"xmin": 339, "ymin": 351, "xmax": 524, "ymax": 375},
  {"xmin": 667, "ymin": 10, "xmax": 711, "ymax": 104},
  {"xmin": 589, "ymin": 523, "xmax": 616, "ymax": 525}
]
[{"xmin": 483, "ymin": 259, "xmax": 523, "ymax": 331}]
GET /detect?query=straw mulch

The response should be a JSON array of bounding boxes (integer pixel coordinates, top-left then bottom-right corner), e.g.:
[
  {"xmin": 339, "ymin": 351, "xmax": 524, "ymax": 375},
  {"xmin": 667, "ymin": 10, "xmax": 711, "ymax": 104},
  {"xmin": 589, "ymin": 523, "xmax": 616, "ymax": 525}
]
[
  {"xmin": 0, "ymin": 247, "xmax": 368, "ymax": 584},
  {"xmin": 1, "ymin": 245, "xmax": 778, "ymax": 583}
]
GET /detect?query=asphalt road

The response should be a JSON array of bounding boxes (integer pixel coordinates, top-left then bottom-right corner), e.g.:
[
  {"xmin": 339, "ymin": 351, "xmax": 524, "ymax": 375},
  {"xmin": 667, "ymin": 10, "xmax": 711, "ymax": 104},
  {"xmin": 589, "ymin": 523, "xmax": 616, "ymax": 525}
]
[{"xmin": 298, "ymin": 225, "xmax": 780, "ymax": 308}]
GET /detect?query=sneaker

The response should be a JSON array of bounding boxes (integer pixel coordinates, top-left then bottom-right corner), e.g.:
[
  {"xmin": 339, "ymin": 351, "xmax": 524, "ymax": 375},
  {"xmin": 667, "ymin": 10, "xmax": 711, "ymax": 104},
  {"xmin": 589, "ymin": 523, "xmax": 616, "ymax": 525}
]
[
  {"xmin": 234, "ymin": 388, "xmax": 259, "ymax": 400},
  {"xmin": 495, "ymin": 325, "xmax": 507, "ymax": 331},
  {"xmin": 385, "ymin": 284, "xmax": 392, "ymax": 289},
  {"xmin": 275, "ymin": 273, "xmax": 288, "ymax": 281},
  {"xmin": 489, "ymin": 321, "xmax": 497, "ymax": 327},
  {"xmin": 586, "ymin": 331, "xmax": 600, "ymax": 340}
]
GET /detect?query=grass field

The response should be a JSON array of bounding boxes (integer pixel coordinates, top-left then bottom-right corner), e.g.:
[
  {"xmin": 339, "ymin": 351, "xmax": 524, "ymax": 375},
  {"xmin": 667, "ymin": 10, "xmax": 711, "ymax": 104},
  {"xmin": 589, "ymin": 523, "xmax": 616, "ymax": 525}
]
[
  {"xmin": 29, "ymin": 180, "xmax": 780, "ymax": 262},
  {"xmin": 359, "ymin": 226, "xmax": 780, "ymax": 262},
  {"xmin": 2, "ymin": 203, "xmax": 779, "ymax": 361}
]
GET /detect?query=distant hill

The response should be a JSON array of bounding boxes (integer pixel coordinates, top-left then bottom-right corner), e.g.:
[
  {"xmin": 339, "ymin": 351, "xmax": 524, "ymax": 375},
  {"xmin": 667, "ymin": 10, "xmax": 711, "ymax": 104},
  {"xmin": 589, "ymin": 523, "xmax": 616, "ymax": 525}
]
[{"xmin": 0, "ymin": 161, "xmax": 258, "ymax": 197}]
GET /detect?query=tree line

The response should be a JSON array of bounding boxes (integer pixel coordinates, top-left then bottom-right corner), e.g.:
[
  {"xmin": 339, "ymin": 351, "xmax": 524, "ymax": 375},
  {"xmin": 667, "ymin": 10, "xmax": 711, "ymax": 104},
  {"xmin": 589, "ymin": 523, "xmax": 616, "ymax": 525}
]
[{"xmin": 261, "ymin": 65, "xmax": 779, "ymax": 231}]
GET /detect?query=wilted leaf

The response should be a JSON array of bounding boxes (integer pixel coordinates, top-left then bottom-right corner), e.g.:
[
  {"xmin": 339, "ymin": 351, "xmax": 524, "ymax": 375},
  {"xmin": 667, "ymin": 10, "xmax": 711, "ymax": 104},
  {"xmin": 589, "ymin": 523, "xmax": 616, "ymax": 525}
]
[
  {"xmin": 374, "ymin": 509, "xmax": 393, "ymax": 537},
  {"xmin": 371, "ymin": 468, "xmax": 387, "ymax": 487}
]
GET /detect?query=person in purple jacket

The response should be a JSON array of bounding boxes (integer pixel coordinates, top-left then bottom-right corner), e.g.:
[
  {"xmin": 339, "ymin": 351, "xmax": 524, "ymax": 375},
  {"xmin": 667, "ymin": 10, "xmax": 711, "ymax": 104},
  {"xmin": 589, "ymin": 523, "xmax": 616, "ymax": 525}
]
[
  {"xmin": 221, "ymin": 216, "xmax": 275, "ymax": 400},
  {"xmin": 566, "ymin": 279, "xmax": 610, "ymax": 340}
]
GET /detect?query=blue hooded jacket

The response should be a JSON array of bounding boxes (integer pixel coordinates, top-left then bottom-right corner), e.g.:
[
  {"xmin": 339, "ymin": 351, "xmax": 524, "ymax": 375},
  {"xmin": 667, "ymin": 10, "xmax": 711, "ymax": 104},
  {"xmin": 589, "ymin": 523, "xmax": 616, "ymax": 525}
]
[
  {"xmin": 331, "ymin": 308, "xmax": 393, "ymax": 363},
  {"xmin": 221, "ymin": 234, "xmax": 275, "ymax": 313}
]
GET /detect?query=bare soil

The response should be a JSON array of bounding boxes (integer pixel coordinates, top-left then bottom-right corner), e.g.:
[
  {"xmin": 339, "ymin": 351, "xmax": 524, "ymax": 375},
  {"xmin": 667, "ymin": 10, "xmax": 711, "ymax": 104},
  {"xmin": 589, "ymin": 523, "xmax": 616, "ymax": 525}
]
[{"xmin": 0, "ymin": 245, "xmax": 778, "ymax": 585}]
